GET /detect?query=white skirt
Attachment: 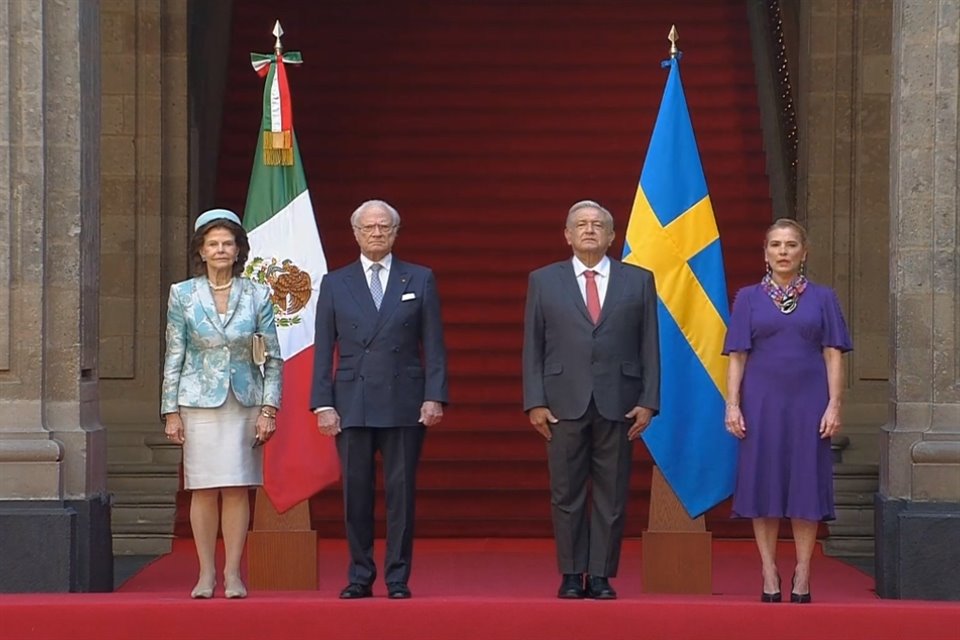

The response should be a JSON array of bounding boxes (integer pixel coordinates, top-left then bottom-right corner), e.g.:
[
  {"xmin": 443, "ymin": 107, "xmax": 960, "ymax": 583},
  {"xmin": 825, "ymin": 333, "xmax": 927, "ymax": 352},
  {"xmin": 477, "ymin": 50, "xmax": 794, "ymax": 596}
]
[{"xmin": 180, "ymin": 392, "xmax": 263, "ymax": 490}]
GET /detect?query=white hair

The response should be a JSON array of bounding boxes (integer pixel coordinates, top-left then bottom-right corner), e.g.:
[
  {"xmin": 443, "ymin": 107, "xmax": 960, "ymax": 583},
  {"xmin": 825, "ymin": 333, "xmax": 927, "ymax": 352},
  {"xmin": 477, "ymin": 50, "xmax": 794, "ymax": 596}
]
[
  {"xmin": 351, "ymin": 199, "xmax": 401, "ymax": 227},
  {"xmin": 566, "ymin": 199, "xmax": 614, "ymax": 229}
]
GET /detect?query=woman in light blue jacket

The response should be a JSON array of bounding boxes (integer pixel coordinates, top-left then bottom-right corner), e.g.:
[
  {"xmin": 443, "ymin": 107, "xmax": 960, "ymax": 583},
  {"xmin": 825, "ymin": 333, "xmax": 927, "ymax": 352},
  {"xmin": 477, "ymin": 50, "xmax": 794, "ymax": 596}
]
[{"xmin": 162, "ymin": 209, "xmax": 282, "ymax": 599}]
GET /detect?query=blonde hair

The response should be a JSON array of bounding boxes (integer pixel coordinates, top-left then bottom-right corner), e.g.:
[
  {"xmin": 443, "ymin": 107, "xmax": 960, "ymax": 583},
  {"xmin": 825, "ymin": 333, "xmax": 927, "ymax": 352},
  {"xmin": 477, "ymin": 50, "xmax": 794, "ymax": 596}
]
[{"xmin": 765, "ymin": 218, "xmax": 807, "ymax": 246}]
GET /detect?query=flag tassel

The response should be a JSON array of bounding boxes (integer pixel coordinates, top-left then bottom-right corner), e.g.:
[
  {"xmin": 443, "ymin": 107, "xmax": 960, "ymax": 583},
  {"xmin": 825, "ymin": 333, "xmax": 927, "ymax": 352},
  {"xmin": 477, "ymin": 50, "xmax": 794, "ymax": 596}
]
[{"xmin": 263, "ymin": 130, "xmax": 293, "ymax": 166}]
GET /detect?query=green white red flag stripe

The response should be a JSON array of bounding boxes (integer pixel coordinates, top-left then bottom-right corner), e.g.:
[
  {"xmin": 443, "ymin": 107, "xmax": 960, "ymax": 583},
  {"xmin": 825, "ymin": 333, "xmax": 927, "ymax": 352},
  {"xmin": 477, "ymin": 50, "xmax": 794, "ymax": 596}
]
[
  {"xmin": 242, "ymin": 51, "xmax": 339, "ymax": 513},
  {"xmin": 251, "ymin": 52, "xmax": 301, "ymax": 134}
]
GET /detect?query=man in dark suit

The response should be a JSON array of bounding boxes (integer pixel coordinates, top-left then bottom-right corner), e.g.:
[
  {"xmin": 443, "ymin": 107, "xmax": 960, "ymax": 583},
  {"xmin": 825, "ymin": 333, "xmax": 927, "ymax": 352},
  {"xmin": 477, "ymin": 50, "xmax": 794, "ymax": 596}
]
[
  {"xmin": 311, "ymin": 199, "xmax": 448, "ymax": 600},
  {"xmin": 523, "ymin": 199, "xmax": 660, "ymax": 600}
]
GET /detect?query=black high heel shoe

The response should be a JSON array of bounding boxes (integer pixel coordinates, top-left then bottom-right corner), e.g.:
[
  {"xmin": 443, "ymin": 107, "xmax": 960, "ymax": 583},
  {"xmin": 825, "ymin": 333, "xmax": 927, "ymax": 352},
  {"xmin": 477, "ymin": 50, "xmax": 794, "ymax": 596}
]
[
  {"xmin": 760, "ymin": 575, "xmax": 782, "ymax": 603},
  {"xmin": 790, "ymin": 574, "xmax": 811, "ymax": 603}
]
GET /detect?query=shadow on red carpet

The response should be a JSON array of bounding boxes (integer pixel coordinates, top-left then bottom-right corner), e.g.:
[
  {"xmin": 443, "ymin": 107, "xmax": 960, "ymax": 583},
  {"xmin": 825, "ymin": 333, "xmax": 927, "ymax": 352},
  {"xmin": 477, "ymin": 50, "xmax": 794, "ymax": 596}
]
[{"xmin": 2, "ymin": 539, "xmax": 958, "ymax": 640}]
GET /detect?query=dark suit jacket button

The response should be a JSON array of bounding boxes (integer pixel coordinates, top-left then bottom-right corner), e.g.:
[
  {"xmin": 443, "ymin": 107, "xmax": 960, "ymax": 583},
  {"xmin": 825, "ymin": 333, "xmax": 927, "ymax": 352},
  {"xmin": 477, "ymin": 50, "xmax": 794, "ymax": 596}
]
[{"xmin": 365, "ymin": 349, "xmax": 370, "ymax": 353}]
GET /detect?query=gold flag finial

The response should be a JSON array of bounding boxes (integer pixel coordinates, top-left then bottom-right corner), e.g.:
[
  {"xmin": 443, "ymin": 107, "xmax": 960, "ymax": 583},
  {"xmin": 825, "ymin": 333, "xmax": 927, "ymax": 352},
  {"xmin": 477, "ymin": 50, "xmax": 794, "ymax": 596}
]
[
  {"xmin": 668, "ymin": 24, "xmax": 679, "ymax": 59},
  {"xmin": 273, "ymin": 20, "xmax": 284, "ymax": 55}
]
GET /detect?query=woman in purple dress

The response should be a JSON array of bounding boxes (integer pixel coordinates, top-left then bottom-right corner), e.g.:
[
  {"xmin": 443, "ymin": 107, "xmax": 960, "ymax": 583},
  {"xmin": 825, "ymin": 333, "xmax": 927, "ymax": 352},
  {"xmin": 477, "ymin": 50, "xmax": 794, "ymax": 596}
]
[{"xmin": 723, "ymin": 219, "xmax": 851, "ymax": 604}]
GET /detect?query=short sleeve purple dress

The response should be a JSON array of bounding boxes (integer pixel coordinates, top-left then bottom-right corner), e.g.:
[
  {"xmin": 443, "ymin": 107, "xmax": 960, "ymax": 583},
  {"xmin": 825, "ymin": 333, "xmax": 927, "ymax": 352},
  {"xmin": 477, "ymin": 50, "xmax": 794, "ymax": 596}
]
[{"xmin": 722, "ymin": 282, "xmax": 852, "ymax": 521}]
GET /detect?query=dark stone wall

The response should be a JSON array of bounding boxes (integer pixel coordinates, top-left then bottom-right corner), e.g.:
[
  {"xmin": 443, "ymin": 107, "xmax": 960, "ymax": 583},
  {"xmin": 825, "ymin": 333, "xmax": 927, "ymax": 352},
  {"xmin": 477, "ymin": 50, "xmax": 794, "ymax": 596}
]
[
  {"xmin": 875, "ymin": 494, "xmax": 960, "ymax": 601},
  {"xmin": 0, "ymin": 495, "xmax": 112, "ymax": 593}
]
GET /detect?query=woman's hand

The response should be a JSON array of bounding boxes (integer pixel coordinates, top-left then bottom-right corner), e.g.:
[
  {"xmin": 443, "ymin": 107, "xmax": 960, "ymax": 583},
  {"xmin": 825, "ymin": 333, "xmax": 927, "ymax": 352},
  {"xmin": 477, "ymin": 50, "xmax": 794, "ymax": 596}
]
[
  {"xmin": 819, "ymin": 401, "xmax": 842, "ymax": 439},
  {"xmin": 725, "ymin": 404, "xmax": 746, "ymax": 440},
  {"xmin": 164, "ymin": 413, "xmax": 185, "ymax": 444},
  {"xmin": 255, "ymin": 409, "xmax": 277, "ymax": 445}
]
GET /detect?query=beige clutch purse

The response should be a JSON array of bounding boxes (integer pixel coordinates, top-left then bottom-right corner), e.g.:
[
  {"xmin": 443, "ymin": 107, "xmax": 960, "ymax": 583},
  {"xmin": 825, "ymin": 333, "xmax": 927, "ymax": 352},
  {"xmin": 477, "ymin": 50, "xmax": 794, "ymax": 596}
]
[{"xmin": 252, "ymin": 333, "xmax": 266, "ymax": 366}]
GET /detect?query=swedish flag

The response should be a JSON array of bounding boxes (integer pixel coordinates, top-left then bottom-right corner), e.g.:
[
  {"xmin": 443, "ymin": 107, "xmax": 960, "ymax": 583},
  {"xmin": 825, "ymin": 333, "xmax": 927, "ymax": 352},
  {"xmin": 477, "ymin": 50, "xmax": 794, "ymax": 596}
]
[{"xmin": 622, "ymin": 54, "xmax": 737, "ymax": 518}]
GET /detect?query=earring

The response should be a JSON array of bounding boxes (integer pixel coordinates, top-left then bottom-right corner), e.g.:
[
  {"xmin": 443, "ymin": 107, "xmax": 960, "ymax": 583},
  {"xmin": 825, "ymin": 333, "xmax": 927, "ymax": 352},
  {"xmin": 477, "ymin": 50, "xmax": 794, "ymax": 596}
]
[
  {"xmin": 765, "ymin": 262, "xmax": 772, "ymax": 276},
  {"xmin": 799, "ymin": 261, "xmax": 806, "ymax": 277}
]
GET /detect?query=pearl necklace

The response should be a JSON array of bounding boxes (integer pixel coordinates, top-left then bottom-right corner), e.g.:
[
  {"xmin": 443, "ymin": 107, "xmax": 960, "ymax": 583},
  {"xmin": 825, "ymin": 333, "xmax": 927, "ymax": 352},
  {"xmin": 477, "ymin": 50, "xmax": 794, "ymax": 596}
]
[{"xmin": 208, "ymin": 278, "xmax": 234, "ymax": 292}]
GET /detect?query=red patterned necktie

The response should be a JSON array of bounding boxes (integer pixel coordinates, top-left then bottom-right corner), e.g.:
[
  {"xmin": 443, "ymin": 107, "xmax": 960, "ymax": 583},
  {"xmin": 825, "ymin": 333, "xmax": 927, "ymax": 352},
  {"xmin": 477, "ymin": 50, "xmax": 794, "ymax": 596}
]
[{"xmin": 584, "ymin": 270, "xmax": 601, "ymax": 324}]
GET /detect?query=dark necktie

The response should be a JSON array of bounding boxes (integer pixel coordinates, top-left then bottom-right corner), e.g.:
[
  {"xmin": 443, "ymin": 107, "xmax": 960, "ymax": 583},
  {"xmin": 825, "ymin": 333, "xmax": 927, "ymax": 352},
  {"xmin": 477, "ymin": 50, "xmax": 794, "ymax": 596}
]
[
  {"xmin": 584, "ymin": 270, "xmax": 601, "ymax": 324},
  {"xmin": 369, "ymin": 263, "xmax": 384, "ymax": 310}
]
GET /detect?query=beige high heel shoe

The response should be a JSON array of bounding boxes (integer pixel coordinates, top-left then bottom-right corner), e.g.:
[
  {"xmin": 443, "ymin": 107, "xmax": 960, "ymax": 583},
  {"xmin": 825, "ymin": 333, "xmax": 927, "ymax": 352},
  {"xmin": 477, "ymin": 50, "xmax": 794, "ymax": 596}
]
[
  {"xmin": 191, "ymin": 578, "xmax": 215, "ymax": 599},
  {"xmin": 224, "ymin": 574, "xmax": 247, "ymax": 599}
]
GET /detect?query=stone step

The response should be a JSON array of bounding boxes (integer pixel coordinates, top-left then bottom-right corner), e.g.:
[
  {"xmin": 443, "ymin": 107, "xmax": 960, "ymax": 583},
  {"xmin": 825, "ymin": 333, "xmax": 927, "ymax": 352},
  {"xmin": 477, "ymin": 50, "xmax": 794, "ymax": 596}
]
[
  {"xmin": 822, "ymin": 536, "xmax": 875, "ymax": 558},
  {"xmin": 111, "ymin": 496, "xmax": 177, "ymax": 556},
  {"xmin": 113, "ymin": 514, "xmax": 175, "ymax": 531},
  {"xmin": 829, "ymin": 508, "xmax": 874, "ymax": 536},
  {"xmin": 110, "ymin": 490, "xmax": 176, "ymax": 555},
  {"xmin": 112, "ymin": 533, "xmax": 174, "ymax": 556},
  {"xmin": 107, "ymin": 463, "xmax": 179, "ymax": 494},
  {"xmin": 834, "ymin": 462, "xmax": 880, "ymax": 474},
  {"xmin": 827, "ymin": 459, "xmax": 878, "ymax": 553},
  {"xmin": 834, "ymin": 489, "xmax": 878, "ymax": 506},
  {"xmin": 112, "ymin": 503, "xmax": 176, "ymax": 528},
  {"xmin": 833, "ymin": 477, "xmax": 879, "ymax": 494},
  {"xmin": 112, "ymin": 492, "xmax": 175, "ymax": 507}
]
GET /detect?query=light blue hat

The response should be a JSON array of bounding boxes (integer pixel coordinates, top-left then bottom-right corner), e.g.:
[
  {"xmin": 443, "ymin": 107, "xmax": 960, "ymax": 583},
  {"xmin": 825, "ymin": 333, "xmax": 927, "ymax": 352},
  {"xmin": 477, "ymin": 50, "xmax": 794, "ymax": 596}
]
[{"xmin": 194, "ymin": 208, "xmax": 242, "ymax": 231}]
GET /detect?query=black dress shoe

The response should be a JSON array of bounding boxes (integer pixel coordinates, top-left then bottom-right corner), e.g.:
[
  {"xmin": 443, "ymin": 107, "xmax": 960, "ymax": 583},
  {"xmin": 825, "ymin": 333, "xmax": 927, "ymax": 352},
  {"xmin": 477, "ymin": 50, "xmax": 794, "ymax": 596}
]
[
  {"xmin": 387, "ymin": 582, "xmax": 412, "ymax": 599},
  {"xmin": 586, "ymin": 575, "xmax": 617, "ymax": 600},
  {"xmin": 339, "ymin": 583, "xmax": 373, "ymax": 599},
  {"xmin": 557, "ymin": 574, "xmax": 585, "ymax": 599}
]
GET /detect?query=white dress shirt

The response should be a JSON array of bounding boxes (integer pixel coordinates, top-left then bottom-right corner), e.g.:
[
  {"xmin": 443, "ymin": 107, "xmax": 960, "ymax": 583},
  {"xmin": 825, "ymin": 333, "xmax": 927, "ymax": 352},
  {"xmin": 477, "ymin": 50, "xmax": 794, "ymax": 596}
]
[
  {"xmin": 360, "ymin": 252, "xmax": 392, "ymax": 293},
  {"xmin": 571, "ymin": 255, "xmax": 610, "ymax": 307}
]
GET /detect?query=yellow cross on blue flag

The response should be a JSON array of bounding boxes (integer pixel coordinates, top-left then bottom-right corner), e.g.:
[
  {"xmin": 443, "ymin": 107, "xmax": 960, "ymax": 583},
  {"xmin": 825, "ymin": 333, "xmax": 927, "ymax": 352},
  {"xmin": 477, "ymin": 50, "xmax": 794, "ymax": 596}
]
[{"xmin": 622, "ymin": 54, "xmax": 737, "ymax": 518}]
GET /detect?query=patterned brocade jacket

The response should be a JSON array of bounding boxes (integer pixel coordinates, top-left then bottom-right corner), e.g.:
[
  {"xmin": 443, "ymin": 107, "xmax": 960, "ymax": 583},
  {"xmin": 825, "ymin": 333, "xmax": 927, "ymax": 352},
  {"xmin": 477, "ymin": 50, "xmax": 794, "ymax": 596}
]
[{"xmin": 161, "ymin": 276, "xmax": 282, "ymax": 415}]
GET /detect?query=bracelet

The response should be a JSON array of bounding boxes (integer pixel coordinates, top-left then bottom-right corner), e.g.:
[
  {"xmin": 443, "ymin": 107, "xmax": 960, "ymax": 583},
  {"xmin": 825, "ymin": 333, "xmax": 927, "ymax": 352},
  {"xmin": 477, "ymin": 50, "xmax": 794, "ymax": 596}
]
[{"xmin": 260, "ymin": 408, "xmax": 277, "ymax": 418}]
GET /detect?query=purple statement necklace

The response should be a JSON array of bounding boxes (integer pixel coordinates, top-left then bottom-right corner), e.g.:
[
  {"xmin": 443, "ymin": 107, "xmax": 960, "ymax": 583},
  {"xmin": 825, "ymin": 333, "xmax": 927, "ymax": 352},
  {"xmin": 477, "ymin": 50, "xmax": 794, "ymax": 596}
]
[{"xmin": 761, "ymin": 273, "xmax": 808, "ymax": 314}]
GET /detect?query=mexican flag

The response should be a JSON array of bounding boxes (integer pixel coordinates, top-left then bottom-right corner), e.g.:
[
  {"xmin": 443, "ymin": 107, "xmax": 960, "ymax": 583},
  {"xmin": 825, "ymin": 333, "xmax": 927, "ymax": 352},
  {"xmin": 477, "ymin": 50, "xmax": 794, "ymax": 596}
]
[{"xmin": 242, "ymin": 47, "xmax": 339, "ymax": 513}]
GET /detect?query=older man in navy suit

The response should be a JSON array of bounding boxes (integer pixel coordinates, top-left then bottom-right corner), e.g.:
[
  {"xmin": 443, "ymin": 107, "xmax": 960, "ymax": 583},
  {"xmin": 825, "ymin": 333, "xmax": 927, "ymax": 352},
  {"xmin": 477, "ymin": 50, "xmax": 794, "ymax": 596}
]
[
  {"xmin": 311, "ymin": 199, "xmax": 447, "ymax": 600},
  {"xmin": 523, "ymin": 200, "xmax": 660, "ymax": 600}
]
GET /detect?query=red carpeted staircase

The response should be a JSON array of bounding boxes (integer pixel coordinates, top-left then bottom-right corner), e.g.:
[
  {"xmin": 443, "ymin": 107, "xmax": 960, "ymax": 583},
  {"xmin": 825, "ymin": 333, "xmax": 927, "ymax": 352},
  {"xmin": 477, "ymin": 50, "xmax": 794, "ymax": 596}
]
[{"xmin": 203, "ymin": 0, "xmax": 773, "ymax": 538}]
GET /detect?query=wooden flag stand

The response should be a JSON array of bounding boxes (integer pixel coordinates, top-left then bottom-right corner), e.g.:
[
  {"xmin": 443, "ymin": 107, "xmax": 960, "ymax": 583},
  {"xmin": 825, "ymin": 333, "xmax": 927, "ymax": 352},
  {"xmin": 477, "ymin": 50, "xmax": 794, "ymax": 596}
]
[
  {"xmin": 246, "ymin": 488, "xmax": 317, "ymax": 590},
  {"xmin": 641, "ymin": 466, "xmax": 712, "ymax": 594}
]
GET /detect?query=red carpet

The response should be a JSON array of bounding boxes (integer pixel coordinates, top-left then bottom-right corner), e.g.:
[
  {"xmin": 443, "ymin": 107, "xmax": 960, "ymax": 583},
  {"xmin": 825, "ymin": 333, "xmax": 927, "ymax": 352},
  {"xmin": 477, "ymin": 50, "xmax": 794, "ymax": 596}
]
[{"xmin": 3, "ymin": 540, "xmax": 958, "ymax": 640}]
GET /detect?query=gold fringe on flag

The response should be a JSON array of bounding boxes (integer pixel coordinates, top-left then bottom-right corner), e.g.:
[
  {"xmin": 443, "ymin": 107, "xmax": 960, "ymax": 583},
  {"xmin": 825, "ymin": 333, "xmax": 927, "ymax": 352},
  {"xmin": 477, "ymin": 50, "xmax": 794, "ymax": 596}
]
[{"xmin": 263, "ymin": 130, "xmax": 293, "ymax": 166}]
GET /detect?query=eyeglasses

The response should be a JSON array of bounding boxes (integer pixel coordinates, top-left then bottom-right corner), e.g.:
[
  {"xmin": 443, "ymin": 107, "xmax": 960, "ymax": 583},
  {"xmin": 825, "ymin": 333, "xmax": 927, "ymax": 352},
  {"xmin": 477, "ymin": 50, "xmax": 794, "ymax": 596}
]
[
  {"xmin": 572, "ymin": 221, "xmax": 610, "ymax": 231},
  {"xmin": 354, "ymin": 223, "xmax": 397, "ymax": 235}
]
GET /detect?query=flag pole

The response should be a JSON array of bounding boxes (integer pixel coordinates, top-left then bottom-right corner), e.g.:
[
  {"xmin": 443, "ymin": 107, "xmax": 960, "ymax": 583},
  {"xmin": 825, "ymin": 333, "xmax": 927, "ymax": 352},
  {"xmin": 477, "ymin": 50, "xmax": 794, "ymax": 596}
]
[
  {"xmin": 639, "ymin": 25, "xmax": 713, "ymax": 595},
  {"xmin": 245, "ymin": 20, "xmax": 319, "ymax": 592}
]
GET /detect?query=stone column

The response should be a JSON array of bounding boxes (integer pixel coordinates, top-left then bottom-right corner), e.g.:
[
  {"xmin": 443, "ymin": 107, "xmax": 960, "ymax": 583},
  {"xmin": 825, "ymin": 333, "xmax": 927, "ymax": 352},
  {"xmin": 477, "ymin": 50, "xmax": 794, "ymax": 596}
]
[
  {"xmin": 877, "ymin": 0, "xmax": 960, "ymax": 601},
  {"xmin": 99, "ymin": 0, "xmax": 189, "ymax": 556},
  {"xmin": 0, "ymin": 0, "xmax": 111, "ymax": 592},
  {"xmin": 796, "ymin": 0, "xmax": 890, "ymax": 437},
  {"xmin": 794, "ymin": 0, "xmax": 892, "ymax": 558}
]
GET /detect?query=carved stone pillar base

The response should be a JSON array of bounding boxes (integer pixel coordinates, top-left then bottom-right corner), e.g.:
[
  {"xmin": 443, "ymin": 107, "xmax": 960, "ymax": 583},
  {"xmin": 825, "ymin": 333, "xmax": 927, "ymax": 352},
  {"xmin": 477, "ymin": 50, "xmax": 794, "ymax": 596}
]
[
  {"xmin": 0, "ymin": 495, "xmax": 113, "ymax": 593},
  {"xmin": 875, "ymin": 494, "xmax": 960, "ymax": 601}
]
